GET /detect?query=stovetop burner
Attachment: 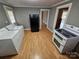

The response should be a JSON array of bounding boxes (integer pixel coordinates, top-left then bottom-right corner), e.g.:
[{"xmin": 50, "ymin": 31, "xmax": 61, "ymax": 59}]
[{"xmin": 56, "ymin": 29, "xmax": 77, "ymax": 38}]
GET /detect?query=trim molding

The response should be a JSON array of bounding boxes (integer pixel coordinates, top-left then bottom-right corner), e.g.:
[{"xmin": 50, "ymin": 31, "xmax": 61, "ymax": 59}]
[
  {"xmin": 43, "ymin": 20, "xmax": 47, "ymax": 25},
  {"xmin": 0, "ymin": 0, "xmax": 70, "ymax": 8},
  {"xmin": 24, "ymin": 28, "xmax": 30, "ymax": 30},
  {"xmin": 53, "ymin": 3, "xmax": 72, "ymax": 30},
  {"xmin": 47, "ymin": 27, "xmax": 53, "ymax": 33},
  {"xmin": 25, "ymin": 27, "xmax": 53, "ymax": 33},
  {"xmin": 50, "ymin": 0, "xmax": 70, "ymax": 7},
  {"xmin": 40, "ymin": 9, "xmax": 50, "ymax": 29},
  {"xmin": 15, "ymin": 0, "xmax": 70, "ymax": 8}
]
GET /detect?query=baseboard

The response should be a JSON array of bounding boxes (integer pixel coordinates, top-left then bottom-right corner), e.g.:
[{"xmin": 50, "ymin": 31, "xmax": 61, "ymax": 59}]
[
  {"xmin": 43, "ymin": 21, "xmax": 47, "ymax": 25},
  {"xmin": 24, "ymin": 28, "xmax": 30, "ymax": 30},
  {"xmin": 24, "ymin": 27, "xmax": 53, "ymax": 33},
  {"xmin": 47, "ymin": 27, "xmax": 53, "ymax": 33}
]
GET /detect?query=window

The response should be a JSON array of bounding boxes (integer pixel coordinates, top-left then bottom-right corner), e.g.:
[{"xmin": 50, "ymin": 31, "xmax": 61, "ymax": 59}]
[{"xmin": 3, "ymin": 5, "xmax": 16, "ymax": 24}]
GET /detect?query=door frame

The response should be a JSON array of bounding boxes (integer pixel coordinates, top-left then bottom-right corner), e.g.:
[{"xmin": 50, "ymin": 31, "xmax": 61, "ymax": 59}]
[
  {"xmin": 40, "ymin": 9, "xmax": 50, "ymax": 29},
  {"xmin": 53, "ymin": 3, "xmax": 72, "ymax": 30}
]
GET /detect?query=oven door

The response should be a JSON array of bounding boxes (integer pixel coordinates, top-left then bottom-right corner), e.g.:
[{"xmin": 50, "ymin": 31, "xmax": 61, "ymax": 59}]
[
  {"xmin": 54, "ymin": 33, "xmax": 66, "ymax": 45},
  {"xmin": 53, "ymin": 38, "xmax": 64, "ymax": 53}
]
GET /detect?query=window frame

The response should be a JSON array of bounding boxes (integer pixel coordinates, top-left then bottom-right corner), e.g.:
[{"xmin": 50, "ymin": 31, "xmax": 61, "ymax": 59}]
[{"xmin": 3, "ymin": 5, "xmax": 16, "ymax": 24}]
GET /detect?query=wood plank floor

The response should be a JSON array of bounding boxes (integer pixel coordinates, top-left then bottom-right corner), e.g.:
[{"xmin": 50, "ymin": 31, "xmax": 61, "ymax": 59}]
[{"xmin": 0, "ymin": 26, "xmax": 78, "ymax": 59}]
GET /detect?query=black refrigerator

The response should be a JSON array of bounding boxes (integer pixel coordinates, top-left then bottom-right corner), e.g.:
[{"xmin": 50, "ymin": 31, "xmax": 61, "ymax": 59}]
[{"xmin": 29, "ymin": 14, "xmax": 39, "ymax": 32}]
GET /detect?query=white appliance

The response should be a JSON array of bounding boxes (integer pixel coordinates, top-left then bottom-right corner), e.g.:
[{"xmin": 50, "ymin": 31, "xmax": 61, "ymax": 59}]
[
  {"xmin": 53, "ymin": 24, "xmax": 79, "ymax": 53},
  {"xmin": 0, "ymin": 24, "xmax": 24, "ymax": 56}
]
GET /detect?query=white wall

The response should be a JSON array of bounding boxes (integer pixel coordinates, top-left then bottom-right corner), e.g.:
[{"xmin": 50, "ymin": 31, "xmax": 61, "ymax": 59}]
[
  {"xmin": 13, "ymin": 0, "xmax": 79, "ymax": 31},
  {"xmin": 66, "ymin": 0, "xmax": 79, "ymax": 27},
  {"xmin": 14, "ymin": 7, "xmax": 40, "ymax": 29},
  {"xmin": 0, "ymin": 3, "xmax": 10, "ymax": 28},
  {"xmin": 48, "ymin": 7, "xmax": 56, "ymax": 31},
  {"xmin": 42, "ymin": 11, "xmax": 48, "ymax": 24},
  {"xmin": 48, "ymin": 0, "xmax": 79, "ymax": 32}
]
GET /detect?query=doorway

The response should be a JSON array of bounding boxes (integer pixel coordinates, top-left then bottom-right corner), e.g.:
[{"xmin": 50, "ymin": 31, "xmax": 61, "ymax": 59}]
[
  {"xmin": 40, "ymin": 9, "xmax": 50, "ymax": 29},
  {"xmin": 55, "ymin": 8, "xmax": 68, "ymax": 29},
  {"xmin": 53, "ymin": 3, "xmax": 72, "ymax": 29}
]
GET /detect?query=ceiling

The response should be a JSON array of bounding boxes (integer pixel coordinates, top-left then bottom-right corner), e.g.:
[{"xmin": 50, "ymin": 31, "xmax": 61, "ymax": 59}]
[{"xmin": 0, "ymin": 0, "xmax": 67, "ymax": 8}]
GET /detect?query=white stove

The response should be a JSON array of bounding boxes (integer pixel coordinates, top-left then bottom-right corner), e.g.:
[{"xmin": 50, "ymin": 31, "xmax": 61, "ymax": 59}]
[{"xmin": 53, "ymin": 24, "xmax": 79, "ymax": 53}]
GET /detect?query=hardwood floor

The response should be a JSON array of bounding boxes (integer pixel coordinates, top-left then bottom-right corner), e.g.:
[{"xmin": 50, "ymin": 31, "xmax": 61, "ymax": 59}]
[{"xmin": 0, "ymin": 26, "xmax": 78, "ymax": 59}]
